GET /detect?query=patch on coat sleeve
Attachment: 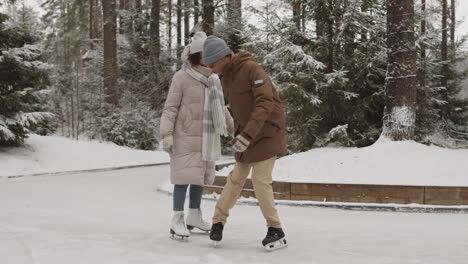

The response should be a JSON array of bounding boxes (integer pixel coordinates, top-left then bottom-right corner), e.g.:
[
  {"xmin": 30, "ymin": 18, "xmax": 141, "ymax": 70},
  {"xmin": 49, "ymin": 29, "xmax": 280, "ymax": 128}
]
[{"xmin": 254, "ymin": 80, "xmax": 264, "ymax": 85}]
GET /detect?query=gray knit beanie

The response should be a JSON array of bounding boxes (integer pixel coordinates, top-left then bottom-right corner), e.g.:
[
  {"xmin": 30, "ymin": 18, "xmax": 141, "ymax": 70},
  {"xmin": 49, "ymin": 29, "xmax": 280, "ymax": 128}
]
[{"xmin": 202, "ymin": 36, "xmax": 232, "ymax": 65}]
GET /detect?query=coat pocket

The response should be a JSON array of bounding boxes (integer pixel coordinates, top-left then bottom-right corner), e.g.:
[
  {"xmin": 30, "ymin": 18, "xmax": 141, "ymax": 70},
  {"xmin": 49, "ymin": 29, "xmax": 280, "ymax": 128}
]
[{"xmin": 251, "ymin": 121, "xmax": 280, "ymax": 147}]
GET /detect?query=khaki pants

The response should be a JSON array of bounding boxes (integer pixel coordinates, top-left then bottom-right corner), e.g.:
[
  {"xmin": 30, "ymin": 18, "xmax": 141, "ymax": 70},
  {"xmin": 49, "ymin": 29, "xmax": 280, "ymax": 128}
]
[{"xmin": 213, "ymin": 156, "xmax": 281, "ymax": 228}]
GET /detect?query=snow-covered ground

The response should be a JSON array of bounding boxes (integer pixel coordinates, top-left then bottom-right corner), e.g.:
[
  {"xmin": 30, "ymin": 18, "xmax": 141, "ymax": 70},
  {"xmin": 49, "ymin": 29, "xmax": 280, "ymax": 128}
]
[
  {"xmin": 4, "ymin": 135, "xmax": 468, "ymax": 187},
  {"xmin": 0, "ymin": 134, "xmax": 170, "ymax": 177},
  {"xmin": 1, "ymin": 166, "xmax": 467, "ymax": 264},
  {"xmin": 218, "ymin": 140, "xmax": 468, "ymax": 187}
]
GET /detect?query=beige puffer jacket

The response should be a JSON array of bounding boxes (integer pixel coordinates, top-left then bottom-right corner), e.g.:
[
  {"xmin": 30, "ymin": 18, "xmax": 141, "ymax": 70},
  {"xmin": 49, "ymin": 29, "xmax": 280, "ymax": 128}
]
[{"xmin": 160, "ymin": 49, "xmax": 234, "ymax": 186}]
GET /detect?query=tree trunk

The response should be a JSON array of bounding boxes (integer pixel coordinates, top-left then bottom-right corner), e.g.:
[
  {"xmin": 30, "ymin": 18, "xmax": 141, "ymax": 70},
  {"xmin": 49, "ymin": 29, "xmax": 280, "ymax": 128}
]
[
  {"xmin": 102, "ymin": 0, "xmax": 119, "ymax": 104},
  {"xmin": 150, "ymin": 0, "xmax": 161, "ymax": 108},
  {"xmin": 70, "ymin": 85, "xmax": 75, "ymax": 139},
  {"xmin": 194, "ymin": 0, "xmax": 199, "ymax": 25},
  {"xmin": 450, "ymin": 0, "xmax": 455, "ymax": 60},
  {"xmin": 421, "ymin": 0, "xmax": 426, "ymax": 60},
  {"xmin": 326, "ymin": 0, "xmax": 334, "ymax": 73},
  {"xmin": 66, "ymin": 97, "xmax": 71, "ymax": 137},
  {"xmin": 301, "ymin": 1, "xmax": 305, "ymax": 32},
  {"xmin": 75, "ymin": 60, "xmax": 81, "ymax": 139},
  {"xmin": 292, "ymin": 0, "xmax": 301, "ymax": 31},
  {"xmin": 202, "ymin": 0, "xmax": 214, "ymax": 35},
  {"xmin": 382, "ymin": 0, "xmax": 417, "ymax": 141},
  {"xmin": 150, "ymin": 0, "xmax": 161, "ymax": 62},
  {"xmin": 441, "ymin": 0, "xmax": 448, "ymax": 90},
  {"xmin": 168, "ymin": 0, "xmax": 172, "ymax": 53},
  {"xmin": 361, "ymin": 0, "xmax": 368, "ymax": 40},
  {"xmin": 420, "ymin": 0, "xmax": 426, "ymax": 88},
  {"xmin": 90, "ymin": 0, "xmax": 94, "ymax": 44},
  {"xmin": 315, "ymin": 0, "xmax": 325, "ymax": 38},
  {"xmin": 96, "ymin": 0, "xmax": 103, "ymax": 38},
  {"xmin": 134, "ymin": 0, "xmax": 143, "ymax": 33},
  {"xmin": 177, "ymin": 0, "xmax": 182, "ymax": 58},
  {"xmin": 119, "ymin": 0, "xmax": 125, "ymax": 34},
  {"xmin": 127, "ymin": 0, "xmax": 133, "ymax": 34},
  {"xmin": 184, "ymin": 0, "xmax": 190, "ymax": 45},
  {"xmin": 65, "ymin": 3, "xmax": 71, "ymax": 66},
  {"xmin": 343, "ymin": 0, "xmax": 354, "ymax": 60}
]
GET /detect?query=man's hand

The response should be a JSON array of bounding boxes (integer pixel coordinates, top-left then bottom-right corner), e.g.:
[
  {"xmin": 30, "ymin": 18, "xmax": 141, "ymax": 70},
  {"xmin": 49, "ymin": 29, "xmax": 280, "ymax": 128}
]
[
  {"xmin": 162, "ymin": 135, "xmax": 174, "ymax": 154},
  {"xmin": 231, "ymin": 134, "xmax": 250, "ymax": 153}
]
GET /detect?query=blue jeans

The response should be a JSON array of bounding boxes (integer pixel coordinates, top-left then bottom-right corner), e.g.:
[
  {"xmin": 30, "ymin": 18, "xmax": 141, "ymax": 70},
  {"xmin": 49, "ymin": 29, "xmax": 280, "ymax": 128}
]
[{"xmin": 173, "ymin": 184, "xmax": 203, "ymax": 211}]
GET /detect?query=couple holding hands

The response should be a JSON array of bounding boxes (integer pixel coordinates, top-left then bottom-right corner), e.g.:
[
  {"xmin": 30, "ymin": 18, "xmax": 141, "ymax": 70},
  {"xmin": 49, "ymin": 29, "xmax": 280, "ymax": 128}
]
[{"xmin": 160, "ymin": 31, "xmax": 287, "ymax": 251}]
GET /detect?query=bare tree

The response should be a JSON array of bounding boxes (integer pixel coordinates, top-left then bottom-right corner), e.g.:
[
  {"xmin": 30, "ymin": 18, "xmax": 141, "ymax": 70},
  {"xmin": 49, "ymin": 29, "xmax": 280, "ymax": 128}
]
[{"xmin": 381, "ymin": 0, "xmax": 417, "ymax": 140}]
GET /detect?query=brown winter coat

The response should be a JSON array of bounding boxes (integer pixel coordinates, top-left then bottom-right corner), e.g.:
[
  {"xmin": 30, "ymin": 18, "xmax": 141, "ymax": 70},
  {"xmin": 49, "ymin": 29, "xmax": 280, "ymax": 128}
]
[
  {"xmin": 160, "ymin": 64, "xmax": 234, "ymax": 186},
  {"xmin": 222, "ymin": 51, "xmax": 288, "ymax": 163}
]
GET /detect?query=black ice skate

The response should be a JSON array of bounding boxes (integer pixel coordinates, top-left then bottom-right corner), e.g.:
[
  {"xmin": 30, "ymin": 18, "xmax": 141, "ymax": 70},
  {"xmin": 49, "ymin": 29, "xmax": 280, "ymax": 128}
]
[
  {"xmin": 262, "ymin": 227, "xmax": 288, "ymax": 251},
  {"xmin": 209, "ymin": 222, "xmax": 224, "ymax": 247}
]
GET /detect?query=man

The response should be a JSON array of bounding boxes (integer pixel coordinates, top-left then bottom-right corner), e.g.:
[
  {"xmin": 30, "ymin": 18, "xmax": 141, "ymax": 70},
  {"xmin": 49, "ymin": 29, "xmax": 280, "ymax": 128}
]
[{"xmin": 202, "ymin": 36, "xmax": 288, "ymax": 251}]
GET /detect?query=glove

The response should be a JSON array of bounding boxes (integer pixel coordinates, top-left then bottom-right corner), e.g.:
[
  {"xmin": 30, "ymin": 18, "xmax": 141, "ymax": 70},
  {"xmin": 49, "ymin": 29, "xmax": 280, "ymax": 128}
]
[
  {"xmin": 162, "ymin": 135, "xmax": 174, "ymax": 154},
  {"xmin": 231, "ymin": 134, "xmax": 250, "ymax": 153}
]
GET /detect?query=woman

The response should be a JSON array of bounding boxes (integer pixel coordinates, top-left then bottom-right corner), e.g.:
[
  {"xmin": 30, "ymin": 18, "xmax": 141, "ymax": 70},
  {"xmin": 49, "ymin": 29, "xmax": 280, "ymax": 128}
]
[{"xmin": 159, "ymin": 32, "xmax": 234, "ymax": 238}]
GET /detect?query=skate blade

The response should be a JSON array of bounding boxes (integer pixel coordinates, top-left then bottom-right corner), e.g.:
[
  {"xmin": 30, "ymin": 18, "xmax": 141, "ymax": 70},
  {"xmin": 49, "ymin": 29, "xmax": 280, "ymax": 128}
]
[
  {"xmin": 187, "ymin": 225, "xmax": 210, "ymax": 233},
  {"xmin": 212, "ymin": 241, "xmax": 220, "ymax": 248},
  {"xmin": 169, "ymin": 229, "xmax": 190, "ymax": 240},
  {"xmin": 264, "ymin": 238, "xmax": 288, "ymax": 251}
]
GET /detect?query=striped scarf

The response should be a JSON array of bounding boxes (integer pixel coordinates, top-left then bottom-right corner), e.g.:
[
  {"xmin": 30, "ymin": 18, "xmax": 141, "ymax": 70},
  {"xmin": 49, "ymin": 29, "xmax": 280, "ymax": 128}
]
[{"xmin": 184, "ymin": 67, "xmax": 228, "ymax": 161}]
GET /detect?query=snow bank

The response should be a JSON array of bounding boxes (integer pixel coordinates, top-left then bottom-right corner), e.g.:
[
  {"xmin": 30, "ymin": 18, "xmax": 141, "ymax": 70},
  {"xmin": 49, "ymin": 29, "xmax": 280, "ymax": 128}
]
[
  {"xmin": 217, "ymin": 140, "xmax": 468, "ymax": 186},
  {"xmin": 0, "ymin": 134, "xmax": 170, "ymax": 177}
]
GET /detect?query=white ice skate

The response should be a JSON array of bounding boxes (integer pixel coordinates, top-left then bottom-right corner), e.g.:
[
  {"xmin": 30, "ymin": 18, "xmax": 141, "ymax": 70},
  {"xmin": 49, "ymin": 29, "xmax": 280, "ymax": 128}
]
[
  {"xmin": 186, "ymin": 208, "xmax": 211, "ymax": 232},
  {"xmin": 170, "ymin": 211, "xmax": 190, "ymax": 239}
]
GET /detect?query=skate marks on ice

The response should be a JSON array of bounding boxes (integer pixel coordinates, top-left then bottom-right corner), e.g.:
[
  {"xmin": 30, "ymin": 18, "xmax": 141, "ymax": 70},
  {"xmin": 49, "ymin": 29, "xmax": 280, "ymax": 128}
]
[{"xmin": 0, "ymin": 224, "xmax": 36, "ymax": 264}]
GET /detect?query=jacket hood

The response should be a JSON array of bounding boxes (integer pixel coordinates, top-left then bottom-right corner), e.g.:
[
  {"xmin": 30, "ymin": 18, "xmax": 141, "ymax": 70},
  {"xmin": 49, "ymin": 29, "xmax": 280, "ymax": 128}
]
[{"xmin": 227, "ymin": 51, "xmax": 256, "ymax": 73}]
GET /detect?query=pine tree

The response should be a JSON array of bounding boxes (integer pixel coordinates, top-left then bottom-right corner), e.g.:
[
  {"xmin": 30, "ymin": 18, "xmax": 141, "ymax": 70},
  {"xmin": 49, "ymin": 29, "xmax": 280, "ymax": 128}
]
[{"xmin": 0, "ymin": 10, "xmax": 53, "ymax": 146}]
